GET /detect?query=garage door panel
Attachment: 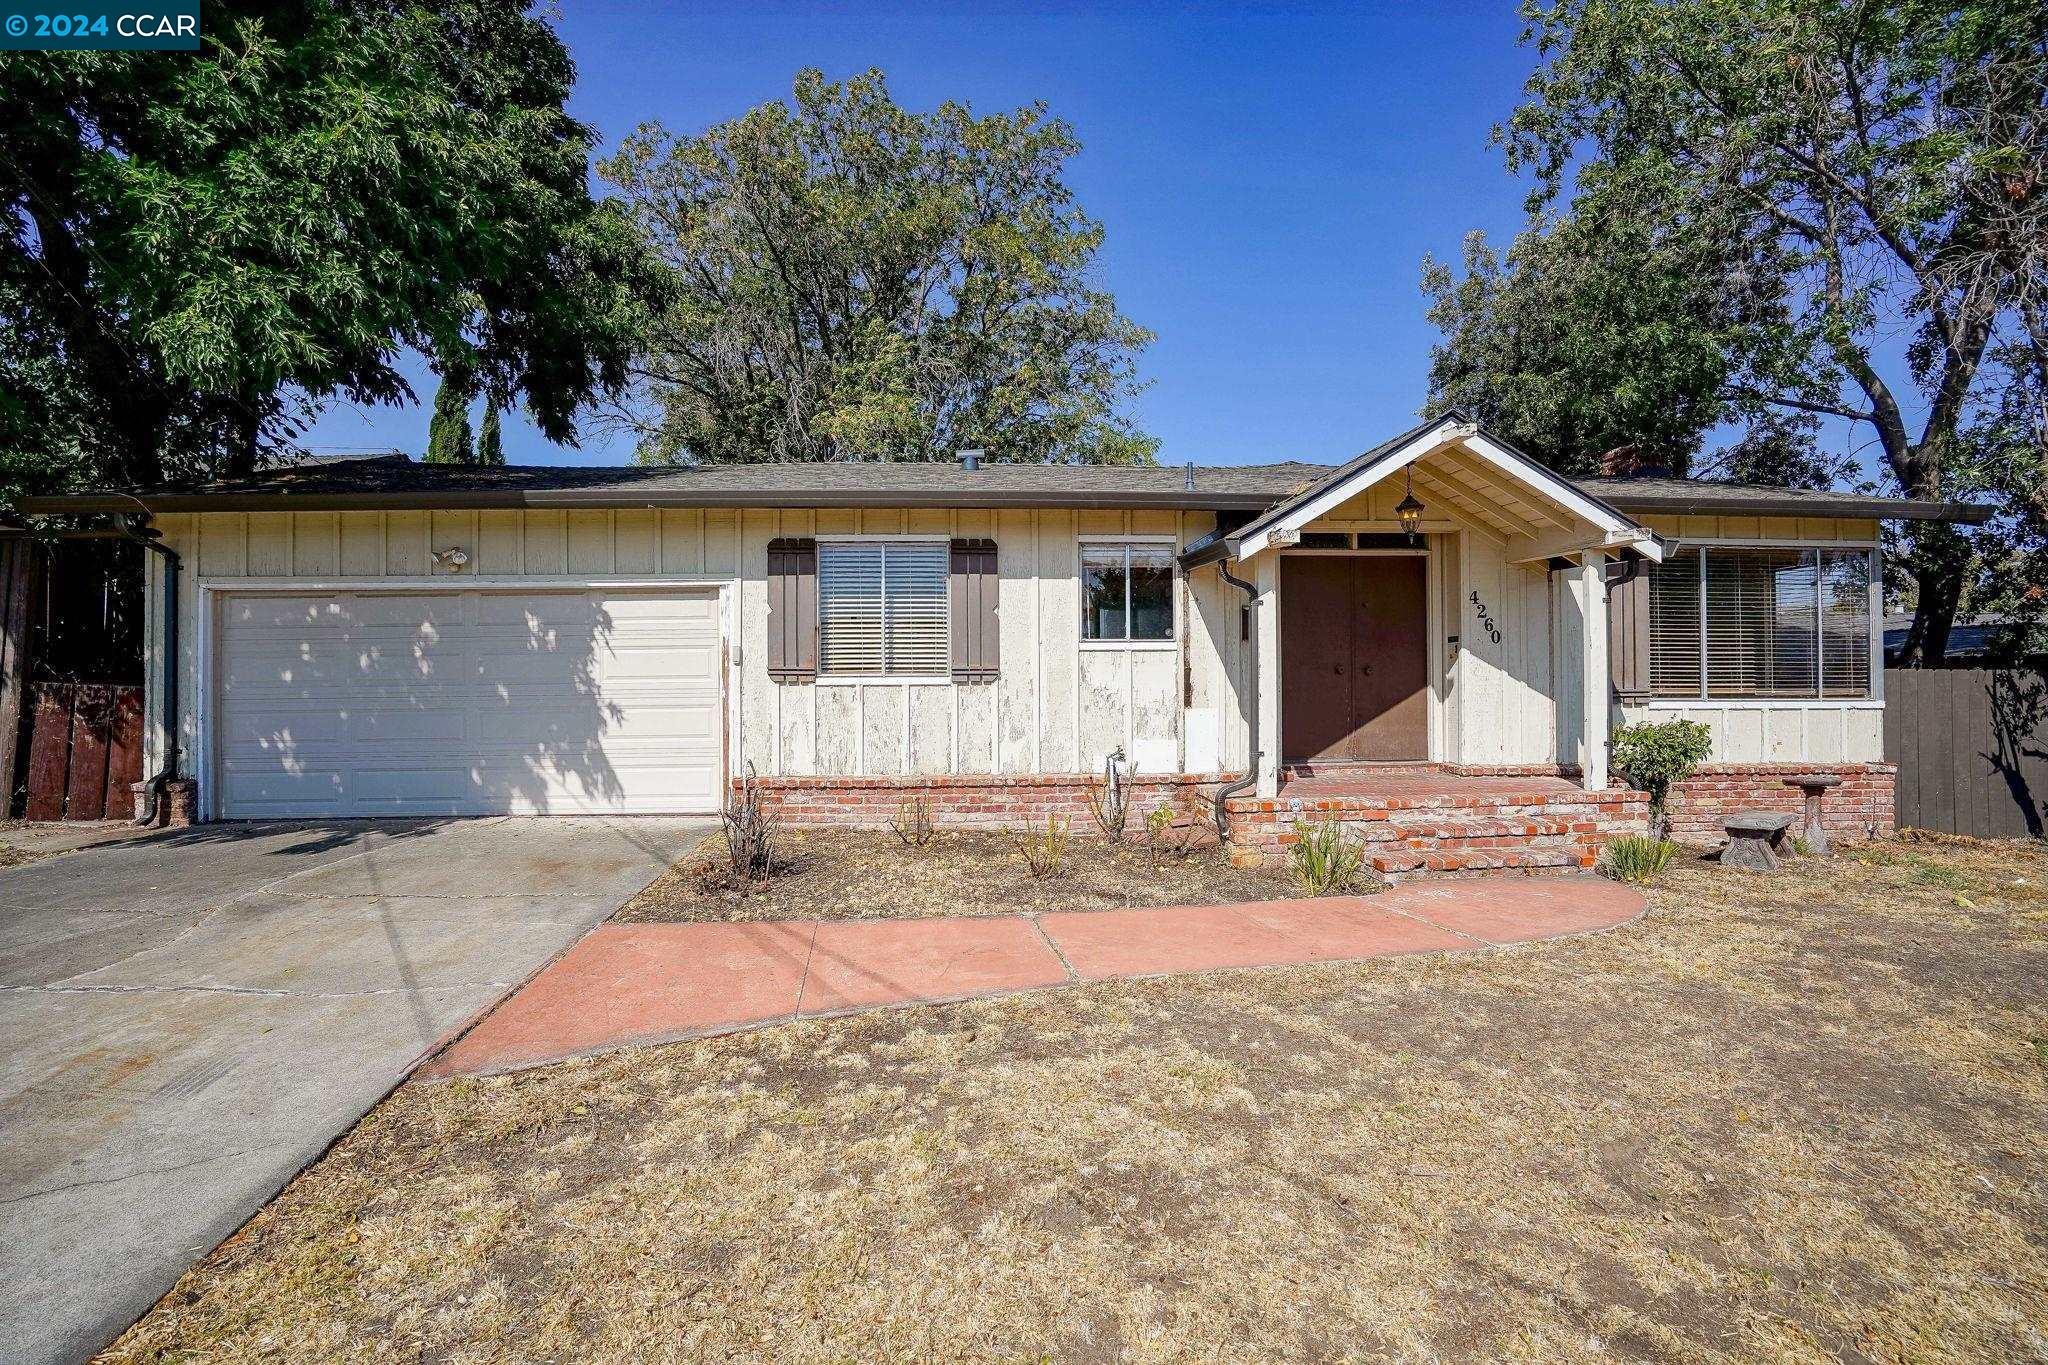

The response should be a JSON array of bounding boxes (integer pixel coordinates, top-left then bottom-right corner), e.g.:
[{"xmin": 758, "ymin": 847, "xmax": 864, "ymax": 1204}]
[
  {"xmin": 349, "ymin": 594, "xmax": 470, "ymax": 629},
  {"xmin": 349, "ymin": 766, "xmax": 478, "ymax": 809},
  {"xmin": 604, "ymin": 641, "xmax": 719, "ymax": 681},
  {"xmin": 219, "ymin": 763, "xmax": 347, "ymax": 809},
  {"xmin": 217, "ymin": 588, "xmax": 722, "ymax": 817},
  {"xmin": 223, "ymin": 597, "xmax": 355, "ymax": 632}
]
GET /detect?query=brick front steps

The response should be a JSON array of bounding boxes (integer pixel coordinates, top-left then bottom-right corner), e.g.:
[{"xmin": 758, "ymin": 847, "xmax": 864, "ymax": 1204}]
[{"xmin": 1225, "ymin": 778, "xmax": 1648, "ymax": 879}]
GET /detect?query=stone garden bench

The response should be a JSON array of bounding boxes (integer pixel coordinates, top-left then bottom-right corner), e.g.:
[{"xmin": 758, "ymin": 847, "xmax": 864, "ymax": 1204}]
[{"xmin": 1723, "ymin": 812, "xmax": 1795, "ymax": 871}]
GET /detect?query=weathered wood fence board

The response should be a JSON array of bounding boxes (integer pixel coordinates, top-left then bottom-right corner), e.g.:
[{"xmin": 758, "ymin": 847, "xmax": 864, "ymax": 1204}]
[
  {"xmin": 0, "ymin": 540, "xmax": 36, "ymax": 811},
  {"xmin": 1884, "ymin": 668, "xmax": 2048, "ymax": 839},
  {"xmin": 21, "ymin": 683, "xmax": 145, "ymax": 822}
]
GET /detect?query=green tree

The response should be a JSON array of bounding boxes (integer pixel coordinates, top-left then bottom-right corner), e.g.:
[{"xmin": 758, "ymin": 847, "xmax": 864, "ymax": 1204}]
[
  {"xmin": 0, "ymin": 0, "xmax": 644, "ymax": 496},
  {"xmin": 476, "ymin": 403, "xmax": 506, "ymax": 467},
  {"xmin": 600, "ymin": 68, "xmax": 1157, "ymax": 466},
  {"xmin": 1427, "ymin": 0, "xmax": 2046, "ymax": 663},
  {"xmin": 424, "ymin": 375, "xmax": 473, "ymax": 465}
]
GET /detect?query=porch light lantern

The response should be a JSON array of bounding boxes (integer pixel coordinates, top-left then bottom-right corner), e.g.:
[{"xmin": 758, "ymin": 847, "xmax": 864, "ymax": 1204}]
[{"xmin": 1395, "ymin": 467, "xmax": 1425, "ymax": 543}]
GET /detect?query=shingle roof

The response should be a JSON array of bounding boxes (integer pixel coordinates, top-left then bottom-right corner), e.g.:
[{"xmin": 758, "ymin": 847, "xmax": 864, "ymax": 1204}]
[
  {"xmin": 1575, "ymin": 475, "xmax": 1989, "ymax": 523},
  {"xmin": 18, "ymin": 450, "xmax": 1988, "ymax": 523}
]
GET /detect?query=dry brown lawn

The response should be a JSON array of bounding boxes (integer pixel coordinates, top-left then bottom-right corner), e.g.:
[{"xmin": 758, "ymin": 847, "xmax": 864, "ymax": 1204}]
[
  {"xmin": 105, "ymin": 837, "xmax": 2048, "ymax": 1363},
  {"xmin": 615, "ymin": 826, "xmax": 1335, "ymax": 923}
]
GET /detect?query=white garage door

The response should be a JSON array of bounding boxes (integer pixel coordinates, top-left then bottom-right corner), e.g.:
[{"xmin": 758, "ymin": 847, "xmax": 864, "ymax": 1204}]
[{"xmin": 215, "ymin": 588, "xmax": 723, "ymax": 817}]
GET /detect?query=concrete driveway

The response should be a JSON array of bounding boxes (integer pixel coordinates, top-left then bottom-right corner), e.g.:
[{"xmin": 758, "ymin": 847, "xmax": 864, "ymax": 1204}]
[{"xmin": 0, "ymin": 816, "xmax": 708, "ymax": 1365}]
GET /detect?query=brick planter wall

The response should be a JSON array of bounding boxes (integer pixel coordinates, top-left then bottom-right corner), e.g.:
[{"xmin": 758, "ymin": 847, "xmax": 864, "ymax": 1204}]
[
  {"xmin": 739, "ymin": 772, "xmax": 1662, "ymax": 881},
  {"xmin": 739, "ymin": 773, "xmax": 1229, "ymax": 832},
  {"xmin": 1660, "ymin": 764, "xmax": 1896, "ymax": 843},
  {"xmin": 1224, "ymin": 785, "xmax": 1649, "ymax": 879}
]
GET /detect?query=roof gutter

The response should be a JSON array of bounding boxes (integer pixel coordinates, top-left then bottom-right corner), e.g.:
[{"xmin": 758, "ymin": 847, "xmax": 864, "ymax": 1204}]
[{"xmin": 1598, "ymin": 492, "xmax": 1992, "ymax": 524}]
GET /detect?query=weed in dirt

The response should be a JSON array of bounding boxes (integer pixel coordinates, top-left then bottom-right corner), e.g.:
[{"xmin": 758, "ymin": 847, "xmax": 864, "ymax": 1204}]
[
  {"xmin": 1601, "ymin": 834, "xmax": 1678, "ymax": 884},
  {"xmin": 1289, "ymin": 818, "xmax": 1364, "ymax": 895}
]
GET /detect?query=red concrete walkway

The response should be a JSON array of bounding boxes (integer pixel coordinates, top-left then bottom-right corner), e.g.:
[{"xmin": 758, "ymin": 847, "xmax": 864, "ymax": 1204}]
[{"xmin": 420, "ymin": 875, "xmax": 1646, "ymax": 1079}]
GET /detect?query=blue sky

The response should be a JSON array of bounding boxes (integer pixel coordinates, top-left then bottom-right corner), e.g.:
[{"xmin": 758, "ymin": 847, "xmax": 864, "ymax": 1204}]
[{"xmin": 300, "ymin": 1, "xmax": 1542, "ymax": 469}]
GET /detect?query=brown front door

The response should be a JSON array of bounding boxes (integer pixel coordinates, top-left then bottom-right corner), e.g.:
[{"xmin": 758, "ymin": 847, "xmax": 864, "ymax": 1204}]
[{"xmin": 1281, "ymin": 555, "xmax": 1429, "ymax": 762}]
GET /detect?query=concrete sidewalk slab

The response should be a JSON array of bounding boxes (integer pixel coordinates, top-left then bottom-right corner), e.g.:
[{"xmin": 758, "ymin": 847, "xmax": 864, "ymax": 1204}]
[
  {"xmin": 1395, "ymin": 878, "xmax": 1641, "ymax": 944},
  {"xmin": 423, "ymin": 875, "xmax": 1649, "ymax": 1080},
  {"xmin": 799, "ymin": 917, "xmax": 1070, "ymax": 1015},
  {"xmin": 425, "ymin": 921, "xmax": 817, "ymax": 1076}
]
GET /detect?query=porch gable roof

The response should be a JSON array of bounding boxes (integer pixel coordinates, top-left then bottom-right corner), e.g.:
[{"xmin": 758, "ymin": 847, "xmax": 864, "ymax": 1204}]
[{"xmin": 1223, "ymin": 413, "xmax": 1661, "ymax": 562}]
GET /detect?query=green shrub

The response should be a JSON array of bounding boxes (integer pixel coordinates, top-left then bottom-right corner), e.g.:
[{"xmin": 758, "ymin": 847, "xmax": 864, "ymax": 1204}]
[
  {"xmin": 1611, "ymin": 719, "xmax": 1714, "ymax": 836},
  {"xmin": 1602, "ymin": 835, "xmax": 1678, "ymax": 884},
  {"xmin": 1290, "ymin": 818, "xmax": 1364, "ymax": 895}
]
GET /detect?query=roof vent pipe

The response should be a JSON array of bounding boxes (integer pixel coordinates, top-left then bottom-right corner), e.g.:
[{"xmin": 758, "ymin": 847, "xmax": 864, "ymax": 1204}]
[
  {"xmin": 1185, "ymin": 461, "xmax": 1195, "ymax": 491},
  {"xmin": 958, "ymin": 448, "xmax": 983, "ymax": 471}
]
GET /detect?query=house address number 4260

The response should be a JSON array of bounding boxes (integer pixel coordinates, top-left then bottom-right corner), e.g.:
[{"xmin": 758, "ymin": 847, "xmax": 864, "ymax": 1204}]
[{"xmin": 1469, "ymin": 591, "xmax": 1502, "ymax": 645}]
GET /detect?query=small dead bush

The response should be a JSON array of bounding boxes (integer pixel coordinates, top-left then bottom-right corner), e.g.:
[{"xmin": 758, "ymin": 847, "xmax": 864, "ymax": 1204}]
[
  {"xmin": 891, "ymin": 796, "xmax": 936, "ymax": 848},
  {"xmin": 722, "ymin": 765, "xmax": 779, "ymax": 881},
  {"xmin": 1009, "ymin": 814, "xmax": 1072, "ymax": 879}
]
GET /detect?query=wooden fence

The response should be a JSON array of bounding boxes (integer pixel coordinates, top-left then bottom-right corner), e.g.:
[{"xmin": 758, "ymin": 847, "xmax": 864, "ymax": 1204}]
[
  {"xmin": 1884, "ymin": 667, "xmax": 2048, "ymax": 839},
  {"xmin": 21, "ymin": 683, "xmax": 145, "ymax": 822}
]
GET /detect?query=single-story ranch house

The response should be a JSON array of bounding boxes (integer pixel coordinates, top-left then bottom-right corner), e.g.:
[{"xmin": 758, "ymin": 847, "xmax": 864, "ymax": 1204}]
[{"xmin": 26, "ymin": 413, "xmax": 1989, "ymax": 875}]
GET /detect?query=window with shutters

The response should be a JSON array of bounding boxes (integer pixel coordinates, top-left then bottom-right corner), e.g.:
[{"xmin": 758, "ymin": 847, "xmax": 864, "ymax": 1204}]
[
  {"xmin": 1646, "ymin": 545, "xmax": 1875, "ymax": 700},
  {"xmin": 1081, "ymin": 542, "xmax": 1175, "ymax": 644},
  {"xmin": 817, "ymin": 541, "xmax": 951, "ymax": 678}
]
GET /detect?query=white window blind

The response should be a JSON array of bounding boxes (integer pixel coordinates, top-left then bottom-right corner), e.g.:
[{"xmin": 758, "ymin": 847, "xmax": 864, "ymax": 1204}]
[
  {"xmin": 818, "ymin": 541, "xmax": 950, "ymax": 676},
  {"xmin": 1707, "ymin": 547, "xmax": 1816, "ymax": 697},
  {"xmin": 1648, "ymin": 554, "xmax": 1703, "ymax": 697},
  {"xmin": 1647, "ymin": 545, "xmax": 1874, "ymax": 700}
]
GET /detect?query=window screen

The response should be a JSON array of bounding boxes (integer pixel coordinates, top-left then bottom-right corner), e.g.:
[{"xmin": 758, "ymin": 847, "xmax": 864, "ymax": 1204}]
[
  {"xmin": 1082, "ymin": 544, "xmax": 1174, "ymax": 641},
  {"xmin": 817, "ymin": 541, "xmax": 950, "ymax": 676},
  {"xmin": 1647, "ymin": 545, "xmax": 1873, "ymax": 700}
]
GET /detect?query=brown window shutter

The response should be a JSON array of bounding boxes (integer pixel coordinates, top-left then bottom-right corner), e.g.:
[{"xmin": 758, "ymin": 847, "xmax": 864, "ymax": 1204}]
[
  {"xmin": 1609, "ymin": 563, "xmax": 1651, "ymax": 701},
  {"xmin": 949, "ymin": 538, "xmax": 998, "ymax": 682},
  {"xmin": 766, "ymin": 538, "xmax": 817, "ymax": 682}
]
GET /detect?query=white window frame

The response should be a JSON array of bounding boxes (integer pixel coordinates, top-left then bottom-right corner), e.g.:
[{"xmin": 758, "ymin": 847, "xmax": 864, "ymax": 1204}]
[
  {"xmin": 1642, "ymin": 539, "xmax": 1883, "ymax": 708},
  {"xmin": 814, "ymin": 536, "xmax": 954, "ymax": 685},
  {"xmin": 1077, "ymin": 536, "xmax": 1179, "ymax": 652}
]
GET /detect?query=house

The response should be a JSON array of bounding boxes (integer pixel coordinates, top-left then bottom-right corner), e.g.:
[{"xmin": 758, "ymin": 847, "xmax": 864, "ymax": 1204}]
[{"xmin": 24, "ymin": 413, "xmax": 1989, "ymax": 875}]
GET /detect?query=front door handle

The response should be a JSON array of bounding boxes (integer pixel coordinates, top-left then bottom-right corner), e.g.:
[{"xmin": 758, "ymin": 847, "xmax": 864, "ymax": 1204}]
[{"xmin": 1333, "ymin": 665, "xmax": 1344, "ymax": 675}]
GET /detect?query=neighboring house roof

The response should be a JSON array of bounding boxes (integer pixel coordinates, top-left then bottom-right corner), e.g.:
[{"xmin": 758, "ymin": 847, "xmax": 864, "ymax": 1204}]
[
  {"xmin": 1882, "ymin": 614, "xmax": 2038, "ymax": 662},
  {"xmin": 18, "ymin": 439, "xmax": 1992, "ymax": 524}
]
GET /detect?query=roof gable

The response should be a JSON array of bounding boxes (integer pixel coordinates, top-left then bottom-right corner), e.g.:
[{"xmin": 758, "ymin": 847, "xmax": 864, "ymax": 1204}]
[{"xmin": 1228, "ymin": 414, "xmax": 1660, "ymax": 562}]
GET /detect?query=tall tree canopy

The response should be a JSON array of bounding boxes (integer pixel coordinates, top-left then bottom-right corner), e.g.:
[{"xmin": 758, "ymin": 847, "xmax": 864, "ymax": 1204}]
[
  {"xmin": 1423, "ymin": 0, "xmax": 2046, "ymax": 662},
  {"xmin": 0, "ymin": 0, "xmax": 645, "ymax": 498},
  {"xmin": 424, "ymin": 375, "xmax": 474, "ymax": 466},
  {"xmin": 600, "ymin": 68, "xmax": 1157, "ymax": 466},
  {"xmin": 476, "ymin": 404, "xmax": 506, "ymax": 467}
]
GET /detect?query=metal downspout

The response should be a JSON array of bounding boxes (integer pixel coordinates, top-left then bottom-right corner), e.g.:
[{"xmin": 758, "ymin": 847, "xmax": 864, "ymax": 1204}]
[
  {"xmin": 118, "ymin": 514, "xmax": 180, "ymax": 825},
  {"xmin": 1213, "ymin": 559, "xmax": 1261, "ymax": 842}
]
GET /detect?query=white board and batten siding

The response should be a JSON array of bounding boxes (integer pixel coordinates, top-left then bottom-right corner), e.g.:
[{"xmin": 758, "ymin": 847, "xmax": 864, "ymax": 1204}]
[{"xmin": 141, "ymin": 508, "xmax": 1255, "ymax": 819}]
